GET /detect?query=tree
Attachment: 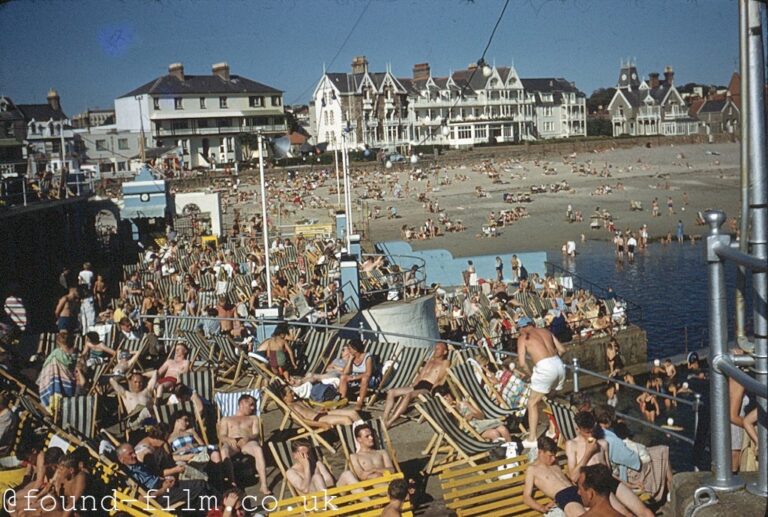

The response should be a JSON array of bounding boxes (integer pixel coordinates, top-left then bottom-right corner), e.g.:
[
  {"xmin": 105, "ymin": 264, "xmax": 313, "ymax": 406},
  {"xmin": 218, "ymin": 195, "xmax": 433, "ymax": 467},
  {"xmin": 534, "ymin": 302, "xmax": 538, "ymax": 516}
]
[
  {"xmin": 587, "ymin": 117, "xmax": 612, "ymax": 137},
  {"xmin": 587, "ymin": 88, "xmax": 616, "ymax": 114}
]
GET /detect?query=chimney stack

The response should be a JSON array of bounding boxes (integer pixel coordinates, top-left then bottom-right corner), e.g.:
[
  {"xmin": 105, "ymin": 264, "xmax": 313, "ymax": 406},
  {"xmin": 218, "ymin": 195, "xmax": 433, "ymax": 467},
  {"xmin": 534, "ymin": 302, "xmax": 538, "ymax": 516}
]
[
  {"xmin": 168, "ymin": 63, "xmax": 185, "ymax": 81},
  {"xmin": 664, "ymin": 66, "xmax": 674, "ymax": 86},
  {"xmin": 47, "ymin": 88, "xmax": 61, "ymax": 113},
  {"xmin": 649, "ymin": 73, "xmax": 660, "ymax": 89},
  {"xmin": 412, "ymin": 63, "xmax": 431, "ymax": 81},
  {"xmin": 468, "ymin": 62, "xmax": 478, "ymax": 71},
  {"xmin": 351, "ymin": 56, "xmax": 368, "ymax": 75},
  {"xmin": 212, "ymin": 62, "xmax": 230, "ymax": 82}
]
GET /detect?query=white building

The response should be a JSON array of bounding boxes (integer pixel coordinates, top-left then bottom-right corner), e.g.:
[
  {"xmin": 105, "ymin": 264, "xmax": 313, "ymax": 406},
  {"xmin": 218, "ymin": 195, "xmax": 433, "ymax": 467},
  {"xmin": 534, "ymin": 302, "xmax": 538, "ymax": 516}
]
[
  {"xmin": 18, "ymin": 89, "xmax": 78, "ymax": 175},
  {"xmin": 310, "ymin": 57, "xmax": 587, "ymax": 151},
  {"xmin": 115, "ymin": 62, "xmax": 287, "ymax": 169}
]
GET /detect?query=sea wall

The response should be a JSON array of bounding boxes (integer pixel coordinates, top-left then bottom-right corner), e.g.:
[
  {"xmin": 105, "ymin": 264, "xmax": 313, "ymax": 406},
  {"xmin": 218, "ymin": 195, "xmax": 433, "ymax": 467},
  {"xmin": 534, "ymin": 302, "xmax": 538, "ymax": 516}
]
[
  {"xmin": 375, "ymin": 240, "xmax": 547, "ymax": 286},
  {"xmin": 560, "ymin": 325, "xmax": 648, "ymax": 389}
]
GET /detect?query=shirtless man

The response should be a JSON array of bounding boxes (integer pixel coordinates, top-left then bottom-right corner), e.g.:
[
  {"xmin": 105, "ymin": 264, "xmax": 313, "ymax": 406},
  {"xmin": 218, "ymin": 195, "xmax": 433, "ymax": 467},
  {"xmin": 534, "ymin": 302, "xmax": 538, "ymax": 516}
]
[
  {"xmin": 516, "ymin": 321, "xmax": 566, "ymax": 447},
  {"xmin": 218, "ymin": 394, "xmax": 271, "ymax": 495},
  {"xmin": 110, "ymin": 370, "xmax": 158, "ymax": 424},
  {"xmin": 350, "ymin": 423, "xmax": 396, "ymax": 481},
  {"xmin": 281, "ymin": 385, "xmax": 361, "ymax": 430},
  {"xmin": 54, "ymin": 286, "xmax": 80, "ymax": 333},
  {"xmin": 566, "ymin": 412, "xmax": 651, "ymax": 517},
  {"xmin": 285, "ymin": 439, "xmax": 357, "ymax": 495},
  {"xmin": 525, "ymin": 436, "xmax": 588, "ymax": 516},
  {"xmin": 256, "ymin": 323, "xmax": 297, "ymax": 380},
  {"xmin": 578, "ymin": 465, "xmax": 624, "ymax": 517},
  {"xmin": 382, "ymin": 341, "xmax": 450, "ymax": 428},
  {"xmin": 156, "ymin": 343, "xmax": 191, "ymax": 398}
]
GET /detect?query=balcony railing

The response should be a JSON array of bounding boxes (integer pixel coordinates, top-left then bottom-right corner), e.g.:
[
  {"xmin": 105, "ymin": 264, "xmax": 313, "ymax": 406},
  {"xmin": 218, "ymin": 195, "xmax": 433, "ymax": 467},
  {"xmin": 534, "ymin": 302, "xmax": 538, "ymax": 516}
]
[{"xmin": 154, "ymin": 124, "xmax": 286, "ymax": 137}]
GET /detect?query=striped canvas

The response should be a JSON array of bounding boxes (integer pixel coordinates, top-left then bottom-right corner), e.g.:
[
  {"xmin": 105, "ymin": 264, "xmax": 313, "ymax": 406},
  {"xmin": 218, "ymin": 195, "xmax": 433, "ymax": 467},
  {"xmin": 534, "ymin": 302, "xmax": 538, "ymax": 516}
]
[{"xmin": 215, "ymin": 389, "xmax": 262, "ymax": 417}]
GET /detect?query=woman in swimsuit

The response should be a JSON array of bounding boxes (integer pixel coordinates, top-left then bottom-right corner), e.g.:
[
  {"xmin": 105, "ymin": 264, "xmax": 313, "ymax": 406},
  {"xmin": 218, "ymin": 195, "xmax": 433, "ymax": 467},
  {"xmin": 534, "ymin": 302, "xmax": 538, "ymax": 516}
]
[
  {"xmin": 256, "ymin": 323, "xmax": 297, "ymax": 381},
  {"xmin": 636, "ymin": 381, "xmax": 660, "ymax": 423}
]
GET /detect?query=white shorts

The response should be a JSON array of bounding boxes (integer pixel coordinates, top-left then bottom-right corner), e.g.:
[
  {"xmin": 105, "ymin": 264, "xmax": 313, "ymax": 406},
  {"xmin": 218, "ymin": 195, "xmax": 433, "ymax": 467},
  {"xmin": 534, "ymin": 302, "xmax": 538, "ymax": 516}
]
[{"xmin": 530, "ymin": 356, "xmax": 566, "ymax": 394}]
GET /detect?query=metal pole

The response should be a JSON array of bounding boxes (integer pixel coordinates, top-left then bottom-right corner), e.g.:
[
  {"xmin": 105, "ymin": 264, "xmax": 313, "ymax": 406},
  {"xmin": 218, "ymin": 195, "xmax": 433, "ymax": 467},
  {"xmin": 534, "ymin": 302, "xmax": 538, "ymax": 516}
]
[
  {"xmin": 746, "ymin": 0, "xmax": 767, "ymax": 497},
  {"xmin": 257, "ymin": 134, "xmax": 273, "ymax": 307},
  {"xmin": 572, "ymin": 357, "xmax": 580, "ymax": 393},
  {"xmin": 334, "ymin": 147, "xmax": 341, "ymax": 208},
  {"xmin": 341, "ymin": 132, "xmax": 352, "ymax": 251},
  {"xmin": 735, "ymin": 0, "xmax": 750, "ymax": 343},
  {"xmin": 60, "ymin": 123, "xmax": 67, "ymax": 198},
  {"xmin": 704, "ymin": 210, "xmax": 742, "ymax": 490},
  {"xmin": 694, "ymin": 393, "xmax": 701, "ymax": 439},
  {"xmin": 22, "ymin": 178, "xmax": 27, "ymax": 207}
]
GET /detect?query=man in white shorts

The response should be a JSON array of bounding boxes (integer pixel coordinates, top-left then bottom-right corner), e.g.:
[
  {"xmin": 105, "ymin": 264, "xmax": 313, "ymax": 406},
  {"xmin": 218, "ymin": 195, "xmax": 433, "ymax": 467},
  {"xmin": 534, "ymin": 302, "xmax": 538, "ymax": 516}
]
[{"xmin": 516, "ymin": 317, "xmax": 567, "ymax": 449}]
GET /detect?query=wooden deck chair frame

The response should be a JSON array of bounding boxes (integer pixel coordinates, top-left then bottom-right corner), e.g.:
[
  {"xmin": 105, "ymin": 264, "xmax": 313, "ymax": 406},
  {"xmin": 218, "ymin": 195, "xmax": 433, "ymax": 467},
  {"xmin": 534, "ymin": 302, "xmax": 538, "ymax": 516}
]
[
  {"xmin": 180, "ymin": 330, "xmax": 216, "ymax": 370},
  {"xmin": 263, "ymin": 380, "xmax": 335, "ymax": 453},
  {"xmin": 335, "ymin": 417, "xmax": 400, "ymax": 473},
  {"xmin": 209, "ymin": 335, "xmax": 246, "ymax": 383},
  {"xmin": 415, "ymin": 394, "xmax": 497, "ymax": 475},
  {"xmin": 178, "ymin": 370, "xmax": 215, "ymax": 402},
  {"xmin": 269, "ymin": 470, "xmax": 413, "ymax": 517},
  {"xmin": 369, "ymin": 344, "xmax": 430, "ymax": 406}
]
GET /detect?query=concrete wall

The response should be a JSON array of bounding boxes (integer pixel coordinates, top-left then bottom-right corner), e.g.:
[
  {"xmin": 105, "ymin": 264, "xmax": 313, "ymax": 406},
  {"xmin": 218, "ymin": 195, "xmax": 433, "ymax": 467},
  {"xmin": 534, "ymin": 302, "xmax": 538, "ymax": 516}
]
[
  {"xmin": 115, "ymin": 95, "xmax": 151, "ymax": 136},
  {"xmin": 561, "ymin": 325, "xmax": 648, "ymax": 375},
  {"xmin": 376, "ymin": 240, "xmax": 548, "ymax": 287},
  {"xmin": 174, "ymin": 191, "xmax": 223, "ymax": 237}
]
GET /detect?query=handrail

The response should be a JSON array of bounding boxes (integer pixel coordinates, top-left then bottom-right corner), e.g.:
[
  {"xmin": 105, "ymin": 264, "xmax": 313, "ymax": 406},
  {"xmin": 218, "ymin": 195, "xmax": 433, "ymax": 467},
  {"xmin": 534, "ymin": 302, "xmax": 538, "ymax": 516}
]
[
  {"xmin": 615, "ymin": 411, "xmax": 695, "ymax": 445},
  {"xmin": 704, "ymin": 210, "xmax": 766, "ymax": 495}
]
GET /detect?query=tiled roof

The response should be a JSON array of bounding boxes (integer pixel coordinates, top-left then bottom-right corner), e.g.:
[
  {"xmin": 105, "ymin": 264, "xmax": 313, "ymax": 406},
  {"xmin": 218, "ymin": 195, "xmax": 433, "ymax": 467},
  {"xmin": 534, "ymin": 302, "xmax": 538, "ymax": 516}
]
[
  {"xmin": 520, "ymin": 78, "xmax": 584, "ymax": 96},
  {"xmin": 118, "ymin": 73, "xmax": 282, "ymax": 98},
  {"xmin": 698, "ymin": 99, "xmax": 728, "ymax": 113},
  {"xmin": 16, "ymin": 103, "xmax": 67, "ymax": 121}
]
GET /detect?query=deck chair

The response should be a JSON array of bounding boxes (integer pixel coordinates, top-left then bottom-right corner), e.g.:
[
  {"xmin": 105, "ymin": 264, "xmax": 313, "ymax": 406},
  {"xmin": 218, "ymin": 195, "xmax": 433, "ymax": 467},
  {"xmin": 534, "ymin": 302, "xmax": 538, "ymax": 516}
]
[
  {"xmin": 269, "ymin": 470, "xmax": 414, "ymax": 517},
  {"xmin": 371, "ymin": 344, "xmax": 430, "ymax": 404},
  {"xmin": 178, "ymin": 370, "xmax": 215, "ymax": 402},
  {"xmin": 449, "ymin": 363, "xmax": 528, "ymax": 420},
  {"xmin": 547, "ymin": 398, "xmax": 578, "ymax": 444},
  {"xmin": 335, "ymin": 417, "xmax": 400, "ymax": 473},
  {"xmin": 180, "ymin": 330, "xmax": 216, "ymax": 370},
  {"xmin": 415, "ymin": 394, "xmax": 497, "ymax": 475},
  {"xmin": 214, "ymin": 388, "xmax": 262, "ymax": 418},
  {"xmin": 58, "ymin": 394, "xmax": 99, "ymax": 439},
  {"xmin": 263, "ymin": 380, "xmax": 335, "ymax": 453},
  {"xmin": 268, "ymin": 440, "xmax": 333, "ymax": 499}
]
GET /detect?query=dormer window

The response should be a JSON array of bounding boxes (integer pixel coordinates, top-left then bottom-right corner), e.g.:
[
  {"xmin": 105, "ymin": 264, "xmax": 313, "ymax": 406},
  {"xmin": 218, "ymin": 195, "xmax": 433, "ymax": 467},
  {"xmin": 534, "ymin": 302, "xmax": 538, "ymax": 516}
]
[
  {"xmin": 174, "ymin": 97, "xmax": 183, "ymax": 110},
  {"xmin": 219, "ymin": 97, "xmax": 228, "ymax": 108},
  {"xmin": 153, "ymin": 98, "xmax": 160, "ymax": 110}
]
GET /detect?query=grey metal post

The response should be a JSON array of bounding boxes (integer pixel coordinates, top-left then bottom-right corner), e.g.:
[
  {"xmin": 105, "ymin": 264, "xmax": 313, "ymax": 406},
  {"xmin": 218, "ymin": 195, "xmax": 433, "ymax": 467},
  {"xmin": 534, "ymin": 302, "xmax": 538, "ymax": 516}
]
[
  {"xmin": 22, "ymin": 178, "xmax": 27, "ymax": 207},
  {"xmin": 704, "ymin": 210, "xmax": 742, "ymax": 490},
  {"xmin": 572, "ymin": 357, "xmax": 580, "ymax": 393},
  {"xmin": 735, "ymin": 0, "xmax": 750, "ymax": 343},
  {"xmin": 746, "ymin": 0, "xmax": 767, "ymax": 497},
  {"xmin": 358, "ymin": 321, "xmax": 365, "ymax": 341}
]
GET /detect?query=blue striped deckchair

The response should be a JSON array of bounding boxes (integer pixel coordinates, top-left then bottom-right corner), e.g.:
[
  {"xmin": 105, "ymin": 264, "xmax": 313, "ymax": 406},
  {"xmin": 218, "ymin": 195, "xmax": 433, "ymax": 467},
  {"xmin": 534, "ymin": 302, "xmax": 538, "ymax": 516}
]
[{"xmin": 547, "ymin": 398, "xmax": 578, "ymax": 443}]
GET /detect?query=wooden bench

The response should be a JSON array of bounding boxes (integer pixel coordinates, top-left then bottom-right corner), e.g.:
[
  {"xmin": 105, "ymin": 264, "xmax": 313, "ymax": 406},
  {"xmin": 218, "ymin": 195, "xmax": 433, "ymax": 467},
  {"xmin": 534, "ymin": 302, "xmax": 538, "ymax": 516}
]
[{"xmin": 269, "ymin": 470, "xmax": 413, "ymax": 516}]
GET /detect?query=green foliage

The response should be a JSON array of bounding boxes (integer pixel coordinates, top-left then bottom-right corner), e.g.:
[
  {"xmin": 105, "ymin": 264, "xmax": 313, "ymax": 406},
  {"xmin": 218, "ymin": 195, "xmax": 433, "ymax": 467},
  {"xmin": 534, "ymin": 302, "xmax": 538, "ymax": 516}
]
[
  {"xmin": 587, "ymin": 117, "xmax": 613, "ymax": 137},
  {"xmin": 587, "ymin": 88, "xmax": 616, "ymax": 114}
]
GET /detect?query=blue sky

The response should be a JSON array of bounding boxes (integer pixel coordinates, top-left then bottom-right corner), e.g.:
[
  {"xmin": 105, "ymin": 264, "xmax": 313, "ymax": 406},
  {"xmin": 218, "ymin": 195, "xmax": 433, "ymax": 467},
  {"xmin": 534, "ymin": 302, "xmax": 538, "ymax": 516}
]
[{"xmin": 0, "ymin": 0, "xmax": 739, "ymax": 114}]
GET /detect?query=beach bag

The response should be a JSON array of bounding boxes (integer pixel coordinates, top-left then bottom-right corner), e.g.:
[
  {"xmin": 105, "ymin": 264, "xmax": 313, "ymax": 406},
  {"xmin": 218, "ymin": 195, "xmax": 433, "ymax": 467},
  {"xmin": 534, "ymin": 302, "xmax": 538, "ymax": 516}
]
[{"xmin": 310, "ymin": 382, "xmax": 338, "ymax": 402}]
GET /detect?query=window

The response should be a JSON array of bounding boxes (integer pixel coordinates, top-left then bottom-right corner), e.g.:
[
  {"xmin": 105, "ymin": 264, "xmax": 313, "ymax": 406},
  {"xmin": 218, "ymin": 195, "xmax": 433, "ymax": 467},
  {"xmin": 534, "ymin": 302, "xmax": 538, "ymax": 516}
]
[
  {"xmin": 172, "ymin": 120, "xmax": 189, "ymax": 130},
  {"xmin": 96, "ymin": 139, "xmax": 107, "ymax": 151},
  {"xmin": 475, "ymin": 127, "xmax": 487, "ymax": 139},
  {"xmin": 249, "ymin": 96, "xmax": 263, "ymax": 107},
  {"xmin": 219, "ymin": 96, "xmax": 228, "ymax": 108},
  {"xmin": 117, "ymin": 161, "xmax": 126, "ymax": 172},
  {"xmin": 271, "ymin": 96, "xmax": 282, "ymax": 107},
  {"xmin": 153, "ymin": 98, "xmax": 160, "ymax": 110},
  {"xmin": 118, "ymin": 138, "xmax": 128, "ymax": 150},
  {"xmin": 174, "ymin": 97, "xmax": 183, "ymax": 110},
  {"xmin": 457, "ymin": 125, "xmax": 471, "ymax": 139},
  {"xmin": 198, "ymin": 119, "xmax": 209, "ymax": 128},
  {"xmin": 200, "ymin": 97, "xmax": 206, "ymax": 109}
]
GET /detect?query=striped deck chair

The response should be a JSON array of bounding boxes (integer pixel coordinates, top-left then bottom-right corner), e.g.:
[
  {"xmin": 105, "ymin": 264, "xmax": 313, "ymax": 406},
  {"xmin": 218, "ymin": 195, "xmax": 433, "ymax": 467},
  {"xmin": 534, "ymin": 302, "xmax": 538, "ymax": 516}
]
[
  {"xmin": 285, "ymin": 246, "xmax": 298, "ymax": 263},
  {"xmin": 214, "ymin": 388, "xmax": 262, "ymax": 418},
  {"xmin": 35, "ymin": 332, "xmax": 58, "ymax": 359},
  {"xmin": 448, "ymin": 364, "xmax": 528, "ymax": 420},
  {"xmin": 268, "ymin": 440, "xmax": 332, "ymax": 499},
  {"xmin": 179, "ymin": 370, "xmax": 215, "ymax": 402},
  {"xmin": 210, "ymin": 335, "xmax": 247, "ymax": 383},
  {"xmin": 198, "ymin": 290, "xmax": 217, "ymax": 310},
  {"xmin": 180, "ymin": 330, "xmax": 215, "ymax": 370},
  {"xmin": 263, "ymin": 380, "xmax": 335, "ymax": 453},
  {"xmin": 415, "ymin": 394, "xmax": 497, "ymax": 474},
  {"xmin": 154, "ymin": 399, "xmax": 211, "ymax": 444},
  {"xmin": 547, "ymin": 399, "xmax": 578, "ymax": 444},
  {"xmin": 297, "ymin": 327, "xmax": 335, "ymax": 374},
  {"xmin": 178, "ymin": 315, "xmax": 203, "ymax": 333},
  {"xmin": 59, "ymin": 395, "xmax": 99, "ymax": 439},
  {"xmin": 375, "ymin": 344, "xmax": 430, "ymax": 396},
  {"xmin": 335, "ymin": 417, "xmax": 400, "ymax": 473},
  {"xmin": 198, "ymin": 273, "xmax": 215, "ymax": 291}
]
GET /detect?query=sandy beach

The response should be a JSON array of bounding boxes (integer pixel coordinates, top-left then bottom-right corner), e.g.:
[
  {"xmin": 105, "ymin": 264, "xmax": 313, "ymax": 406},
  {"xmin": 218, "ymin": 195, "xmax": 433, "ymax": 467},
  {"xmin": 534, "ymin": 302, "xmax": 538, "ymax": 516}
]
[{"xmin": 364, "ymin": 141, "xmax": 741, "ymax": 255}]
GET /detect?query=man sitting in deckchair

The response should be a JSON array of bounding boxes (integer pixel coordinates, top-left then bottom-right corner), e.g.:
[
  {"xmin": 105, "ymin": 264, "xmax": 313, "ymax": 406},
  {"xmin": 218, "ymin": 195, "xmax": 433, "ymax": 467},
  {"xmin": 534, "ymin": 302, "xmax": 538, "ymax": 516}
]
[
  {"xmin": 524, "ymin": 436, "xmax": 586, "ymax": 517},
  {"xmin": 286, "ymin": 439, "xmax": 358, "ymax": 496},
  {"xmin": 218, "ymin": 394, "xmax": 271, "ymax": 495},
  {"xmin": 382, "ymin": 341, "xmax": 449, "ymax": 428},
  {"xmin": 349, "ymin": 423, "xmax": 396, "ymax": 482}
]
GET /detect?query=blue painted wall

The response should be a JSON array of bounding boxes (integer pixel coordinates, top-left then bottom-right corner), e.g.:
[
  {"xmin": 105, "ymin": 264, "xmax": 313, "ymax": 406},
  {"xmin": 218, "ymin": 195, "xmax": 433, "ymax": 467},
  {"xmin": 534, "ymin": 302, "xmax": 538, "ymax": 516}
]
[{"xmin": 376, "ymin": 241, "xmax": 548, "ymax": 287}]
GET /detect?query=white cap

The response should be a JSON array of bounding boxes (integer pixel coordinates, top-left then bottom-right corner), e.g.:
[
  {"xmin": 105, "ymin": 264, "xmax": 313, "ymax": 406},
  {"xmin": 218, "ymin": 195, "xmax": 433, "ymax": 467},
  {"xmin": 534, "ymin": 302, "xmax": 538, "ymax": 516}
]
[
  {"xmin": 653, "ymin": 359, "xmax": 660, "ymax": 366},
  {"xmin": 666, "ymin": 418, "xmax": 674, "ymax": 426}
]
